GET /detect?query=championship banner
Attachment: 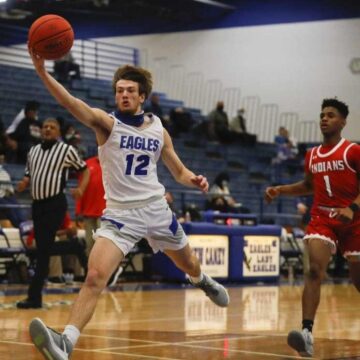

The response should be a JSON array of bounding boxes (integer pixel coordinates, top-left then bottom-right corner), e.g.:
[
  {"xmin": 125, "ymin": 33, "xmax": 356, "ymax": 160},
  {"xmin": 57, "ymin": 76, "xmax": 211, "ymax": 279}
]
[
  {"xmin": 242, "ymin": 235, "xmax": 280, "ymax": 277},
  {"xmin": 188, "ymin": 235, "xmax": 229, "ymax": 277}
]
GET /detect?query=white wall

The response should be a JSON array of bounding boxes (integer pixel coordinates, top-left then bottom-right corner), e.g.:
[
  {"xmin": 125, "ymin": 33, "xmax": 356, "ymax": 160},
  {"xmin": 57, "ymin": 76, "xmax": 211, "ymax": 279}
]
[{"xmin": 98, "ymin": 18, "xmax": 360, "ymax": 141}]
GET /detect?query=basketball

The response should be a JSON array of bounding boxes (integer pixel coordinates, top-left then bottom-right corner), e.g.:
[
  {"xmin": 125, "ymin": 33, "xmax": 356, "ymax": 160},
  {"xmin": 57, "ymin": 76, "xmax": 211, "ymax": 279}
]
[{"xmin": 28, "ymin": 14, "xmax": 74, "ymax": 60}]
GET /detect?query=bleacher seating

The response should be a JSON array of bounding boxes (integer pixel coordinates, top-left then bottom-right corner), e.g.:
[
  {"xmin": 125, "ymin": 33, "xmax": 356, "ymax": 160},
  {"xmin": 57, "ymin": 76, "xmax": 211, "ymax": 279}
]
[{"xmin": 0, "ymin": 63, "xmax": 304, "ymax": 226}]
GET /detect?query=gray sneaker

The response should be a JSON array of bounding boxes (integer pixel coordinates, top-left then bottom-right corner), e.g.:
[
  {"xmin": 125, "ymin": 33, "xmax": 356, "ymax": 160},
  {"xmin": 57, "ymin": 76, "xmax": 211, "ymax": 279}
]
[
  {"xmin": 287, "ymin": 328, "xmax": 314, "ymax": 357},
  {"xmin": 189, "ymin": 273, "xmax": 230, "ymax": 307},
  {"xmin": 29, "ymin": 318, "xmax": 73, "ymax": 360}
]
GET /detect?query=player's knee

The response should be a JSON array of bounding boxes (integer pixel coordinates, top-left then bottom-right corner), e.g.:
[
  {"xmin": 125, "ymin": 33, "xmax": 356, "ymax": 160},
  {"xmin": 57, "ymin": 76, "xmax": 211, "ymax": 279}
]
[
  {"xmin": 308, "ymin": 262, "xmax": 324, "ymax": 281},
  {"xmin": 176, "ymin": 254, "xmax": 198, "ymax": 273},
  {"xmin": 184, "ymin": 255, "xmax": 200, "ymax": 273},
  {"xmin": 84, "ymin": 268, "xmax": 106, "ymax": 290}
]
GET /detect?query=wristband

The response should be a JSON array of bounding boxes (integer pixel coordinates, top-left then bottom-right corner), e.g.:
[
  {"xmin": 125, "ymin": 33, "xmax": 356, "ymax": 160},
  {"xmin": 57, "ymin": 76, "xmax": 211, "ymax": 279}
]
[{"xmin": 349, "ymin": 203, "xmax": 360, "ymax": 213}]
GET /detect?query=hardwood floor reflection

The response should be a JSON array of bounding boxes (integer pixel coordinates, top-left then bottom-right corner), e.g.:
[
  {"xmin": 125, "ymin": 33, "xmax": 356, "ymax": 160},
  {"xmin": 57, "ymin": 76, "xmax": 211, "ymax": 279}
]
[{"xmin": 0, "ymin": 282, "xmax": 359, "ymax": 359}]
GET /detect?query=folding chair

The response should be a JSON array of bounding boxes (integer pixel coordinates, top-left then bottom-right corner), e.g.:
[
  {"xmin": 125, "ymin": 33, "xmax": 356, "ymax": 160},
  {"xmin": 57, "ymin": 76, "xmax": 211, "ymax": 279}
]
[
  {"xmin": 280, "ymin": 228, "xmax": 304, "ymax": 281},
  {"xmin": 0, "ymin": 226, "xmax": 27, "ymax": 283}
]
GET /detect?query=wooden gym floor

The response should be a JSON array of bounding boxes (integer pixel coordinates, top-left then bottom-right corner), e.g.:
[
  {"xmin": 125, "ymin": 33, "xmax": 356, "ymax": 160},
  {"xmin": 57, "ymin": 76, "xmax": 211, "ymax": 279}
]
[{"xmin": 0, "ymin": 281, "xmax": 359, "ymax": 359}]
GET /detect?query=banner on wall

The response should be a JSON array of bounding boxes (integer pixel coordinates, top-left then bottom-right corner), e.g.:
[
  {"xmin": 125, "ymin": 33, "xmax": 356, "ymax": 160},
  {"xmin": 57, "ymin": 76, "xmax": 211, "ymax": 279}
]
[
  {"xmin": 242, "ymin": 235, "xmax": 280, "ymax": 277},
  {"xmin": 188, "ymin": 235, "xmax": 229, "ymax": 277}
]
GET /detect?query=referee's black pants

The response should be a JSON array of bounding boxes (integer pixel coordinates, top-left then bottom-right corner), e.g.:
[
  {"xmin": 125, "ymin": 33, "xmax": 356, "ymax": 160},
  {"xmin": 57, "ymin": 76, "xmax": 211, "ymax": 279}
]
[{"xmin": 28, "ymin": 193, "xmax": 67, "ymax": 304}]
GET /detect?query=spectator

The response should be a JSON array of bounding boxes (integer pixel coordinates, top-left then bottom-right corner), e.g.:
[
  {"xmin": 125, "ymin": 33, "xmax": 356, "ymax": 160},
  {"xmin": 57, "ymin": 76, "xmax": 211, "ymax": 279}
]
[
  {"xmin": 274, "ymin": 126, "xmax": 298, "ymax": 163},
  {"xmin": 207, "ymin": 171, "xmax": 248, "ymax": 213},
  {"xmin": 230, "ymin": 108, "xmax": 257, "ymax": 146},
  {"xmin": 207, "ymin": 101, "xmax": 243, "ymax": 144},
  {"xmin": 6, "ymin": 103, "xmax": 42, "ymax": 164},
  {"xmin": 54, "ymin": 51, "xmax": 81, "ymax": 83},
  {"xmin": 207, "ymin": 101, "xmax": 230, "ymax": 142},
  {"xmin": 272, "ymin": 126, "xmax": 300, "ymax": 182},
  {"xmin": 15, "ymin": 118, "xmax": 89, "ymax": 309},
  {"xmin": 0, "ymin": 154, "xmax": 26, "ymax": 227},
  {"xmin": 75, "ymin": 154, "xmax": 105, "ymax": 256},
  {"xmin": 169, "ymin": 107, "xmax": 194, "ymax": 137},
  {"xmin": 6, "ymin": 100, "xmax": 40, "ymax": 136}
]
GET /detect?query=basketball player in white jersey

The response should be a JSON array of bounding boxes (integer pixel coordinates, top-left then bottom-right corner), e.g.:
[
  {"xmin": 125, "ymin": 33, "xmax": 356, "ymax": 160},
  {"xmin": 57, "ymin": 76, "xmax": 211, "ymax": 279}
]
[{"xmin": 27, "ymin": 51, "xmax": 229, "ymax": 359}]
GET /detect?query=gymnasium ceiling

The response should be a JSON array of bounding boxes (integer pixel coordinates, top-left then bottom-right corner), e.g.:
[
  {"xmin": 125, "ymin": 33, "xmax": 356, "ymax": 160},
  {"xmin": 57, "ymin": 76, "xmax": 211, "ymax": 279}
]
[{"xmin": 0, "ymin": 0, "xmax": 236, "ymax": 23}]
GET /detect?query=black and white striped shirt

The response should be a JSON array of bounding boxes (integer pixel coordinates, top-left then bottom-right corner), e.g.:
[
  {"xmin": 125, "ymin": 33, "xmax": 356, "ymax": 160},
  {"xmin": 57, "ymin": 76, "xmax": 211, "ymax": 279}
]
[{"xmin": 25, "ymin": 141, "xmax": 86, "ymax": 200}]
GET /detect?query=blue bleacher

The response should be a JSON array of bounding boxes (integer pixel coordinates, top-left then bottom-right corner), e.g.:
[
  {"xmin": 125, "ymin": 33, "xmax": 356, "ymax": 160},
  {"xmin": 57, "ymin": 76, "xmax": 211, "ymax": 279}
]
[{"xmin": 0, "ymin": 63, "xmax": 303, "ymax": 225}]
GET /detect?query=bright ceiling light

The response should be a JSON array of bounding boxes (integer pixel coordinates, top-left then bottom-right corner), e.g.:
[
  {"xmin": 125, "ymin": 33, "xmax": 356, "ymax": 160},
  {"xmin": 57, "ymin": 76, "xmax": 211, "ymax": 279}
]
[{"xmin": 193, "ymin": 0, "xmax": 236, "ymax": 10}]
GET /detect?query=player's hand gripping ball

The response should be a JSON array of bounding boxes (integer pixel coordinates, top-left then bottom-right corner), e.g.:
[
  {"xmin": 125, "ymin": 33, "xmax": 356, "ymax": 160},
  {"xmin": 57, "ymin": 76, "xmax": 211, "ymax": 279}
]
[{"xmin": 28, "ymin": 14, "xmax": 74, "ymax": 60}]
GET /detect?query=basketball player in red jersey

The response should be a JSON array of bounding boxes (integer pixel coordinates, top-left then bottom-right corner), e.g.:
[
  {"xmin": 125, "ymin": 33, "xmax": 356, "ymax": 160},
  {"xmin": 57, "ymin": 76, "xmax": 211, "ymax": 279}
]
[{"xmin": 265, "ymin": 98, "xmax": 360, "ymax": 357}]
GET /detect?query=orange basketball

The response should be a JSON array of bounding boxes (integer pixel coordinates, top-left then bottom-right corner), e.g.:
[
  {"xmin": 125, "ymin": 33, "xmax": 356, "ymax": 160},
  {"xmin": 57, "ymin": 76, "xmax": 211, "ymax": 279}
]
[{"xmin": 28, "ymin": 14, "xmax": 74, "ymax": 60}]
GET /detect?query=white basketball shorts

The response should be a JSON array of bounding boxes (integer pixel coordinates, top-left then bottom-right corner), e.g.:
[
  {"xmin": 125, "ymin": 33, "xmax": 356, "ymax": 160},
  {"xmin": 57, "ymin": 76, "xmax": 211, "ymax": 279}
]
[{"xmin": 94, "ymin": 197, "xmax": 187, "ymax": 256}]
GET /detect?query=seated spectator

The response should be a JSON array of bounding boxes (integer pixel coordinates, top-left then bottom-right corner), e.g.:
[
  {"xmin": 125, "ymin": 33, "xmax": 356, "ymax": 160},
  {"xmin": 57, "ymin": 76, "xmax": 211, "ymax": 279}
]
[
  {"xmin": 0, "ymin": 154, "xmax": 26, "ymax": 227},
  {"xmin": 230, "ymin": 108, "xmax": 257, "ymax": 146},
  {"xmin": 6, "ymin": 101, "xmax": 40, "ymax": 136},
  {"xmin": 169, "ymin": 107, "xmax": 194, "ymax": 137},
  {"xmin": 6, "ymin": 103, "xmax": 42, "ymax": 164},
  {"xmin": 207, "ymin": 101, "xmax": 230, "ymax": 142},
  {"xmin": 273, "ymin": 126, "xmax": 298, "ymax": 163},
  {"xmin": 207, "ymin": 101, "xmax": 244, "ymax": 145},
  {"xmin": 54, "ymin": 51, "xmax": 81, "ymax": 83},
  {"xmin": 272, "ymin": 126, "xmax": 300, "ymax": 182},
  {"xmin": 207, "ymin": 171, "xmax": 249, "ymax": 213}
]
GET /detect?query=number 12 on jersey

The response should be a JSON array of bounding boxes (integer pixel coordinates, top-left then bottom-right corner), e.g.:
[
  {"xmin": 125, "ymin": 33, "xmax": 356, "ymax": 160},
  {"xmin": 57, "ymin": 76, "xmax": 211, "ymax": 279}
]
[
  {"xmin": 125, "ymin": 154, "xmax": 150, "ymax": 175},
  {"xmin": 323, "ymin": 175, "xmax": 333, "ymax": 197}
]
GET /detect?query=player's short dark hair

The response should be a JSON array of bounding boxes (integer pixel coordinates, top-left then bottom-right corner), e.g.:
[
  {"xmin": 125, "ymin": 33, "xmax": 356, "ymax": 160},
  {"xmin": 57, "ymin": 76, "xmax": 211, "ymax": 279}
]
[
  {"xmin": 321, "ymin": 98, "xmax": 349, "ymax": 118},
  {"xmin": 112, "ymin": 65, "xmax": 153, "ymax": 99}
]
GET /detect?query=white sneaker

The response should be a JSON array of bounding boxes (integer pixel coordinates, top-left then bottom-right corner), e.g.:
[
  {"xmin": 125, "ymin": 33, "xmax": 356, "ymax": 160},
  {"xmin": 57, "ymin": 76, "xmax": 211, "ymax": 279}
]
[
  {"xmin": 287, "ymin": 328, "xmax": 314, "ymax": 357},
  {"xmin": 29, "ymin": 318, "xmax": 73, "ymax": 360},
  {"xmin": 189, "ymin": 273, "xmax": 230, "ymax": 307}
]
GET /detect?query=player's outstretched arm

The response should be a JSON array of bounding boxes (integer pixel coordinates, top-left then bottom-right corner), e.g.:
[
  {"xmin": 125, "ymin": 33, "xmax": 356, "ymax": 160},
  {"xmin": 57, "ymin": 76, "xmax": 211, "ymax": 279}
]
[
  {"xmin": 29, "ymin": 49, "xmax": 113, "ymax": 134},
  {"xmin": 161, "ymin": 129, "xmax": 208, "ymax": 192},
  {"xmin": 264, "ymin": 173, "xmax": 313, "ymax": 203}
]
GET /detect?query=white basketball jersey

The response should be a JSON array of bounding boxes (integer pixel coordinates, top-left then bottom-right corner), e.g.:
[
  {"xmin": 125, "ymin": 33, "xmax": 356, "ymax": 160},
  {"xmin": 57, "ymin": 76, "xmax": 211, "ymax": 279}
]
[{"xmin": 99, "ymin": 113, "xmax": 165, "ymax": 204}]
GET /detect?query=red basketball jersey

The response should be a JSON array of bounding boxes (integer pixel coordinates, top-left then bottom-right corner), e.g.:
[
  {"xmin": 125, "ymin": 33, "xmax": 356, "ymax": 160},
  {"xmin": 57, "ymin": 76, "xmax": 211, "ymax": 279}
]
[{"xmin": 305, "ymin": 138, "xmax": 360, "ymax": 215}]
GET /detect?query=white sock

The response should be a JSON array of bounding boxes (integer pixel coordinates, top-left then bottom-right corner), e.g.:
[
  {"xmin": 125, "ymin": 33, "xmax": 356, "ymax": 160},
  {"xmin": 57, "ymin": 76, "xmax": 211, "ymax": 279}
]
[
  {"xmin": 63, "ymin": 325, "xmax": 80, "ymax": 347},
  {"xmin": 190, "ymin": 272, "xmax": 204, "ymax": 284}
]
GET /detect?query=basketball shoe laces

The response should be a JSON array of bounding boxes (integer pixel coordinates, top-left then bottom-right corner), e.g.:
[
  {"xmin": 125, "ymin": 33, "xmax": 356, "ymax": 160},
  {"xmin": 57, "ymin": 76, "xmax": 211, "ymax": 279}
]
[{"xmin": 48, "ymin": 327, "xmax": 72, "ymax": 356}]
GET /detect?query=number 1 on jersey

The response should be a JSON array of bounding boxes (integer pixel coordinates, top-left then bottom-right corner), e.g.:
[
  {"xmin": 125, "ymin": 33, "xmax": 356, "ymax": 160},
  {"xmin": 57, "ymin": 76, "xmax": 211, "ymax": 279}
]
[{"xmin": 323, "ymin": 175, "xmax": 333, "ymax": 197}]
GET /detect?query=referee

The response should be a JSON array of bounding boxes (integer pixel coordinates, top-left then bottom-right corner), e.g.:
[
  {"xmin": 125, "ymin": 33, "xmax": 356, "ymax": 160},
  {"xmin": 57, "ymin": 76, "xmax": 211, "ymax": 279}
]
[{"xmin": 16, "ymin": 118, "xmax": 89, "ymax": 309}]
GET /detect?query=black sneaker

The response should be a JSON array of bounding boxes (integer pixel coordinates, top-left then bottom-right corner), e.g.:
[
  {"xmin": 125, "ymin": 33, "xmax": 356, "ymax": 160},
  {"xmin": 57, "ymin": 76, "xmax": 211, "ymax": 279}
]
[
  {"xmin": 16, "ymin": 298, "xmax": 42, "ymax": 309},
  {"xmin": 29, "ymin": 318, "xmax": 73, "ymax": 360}
]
